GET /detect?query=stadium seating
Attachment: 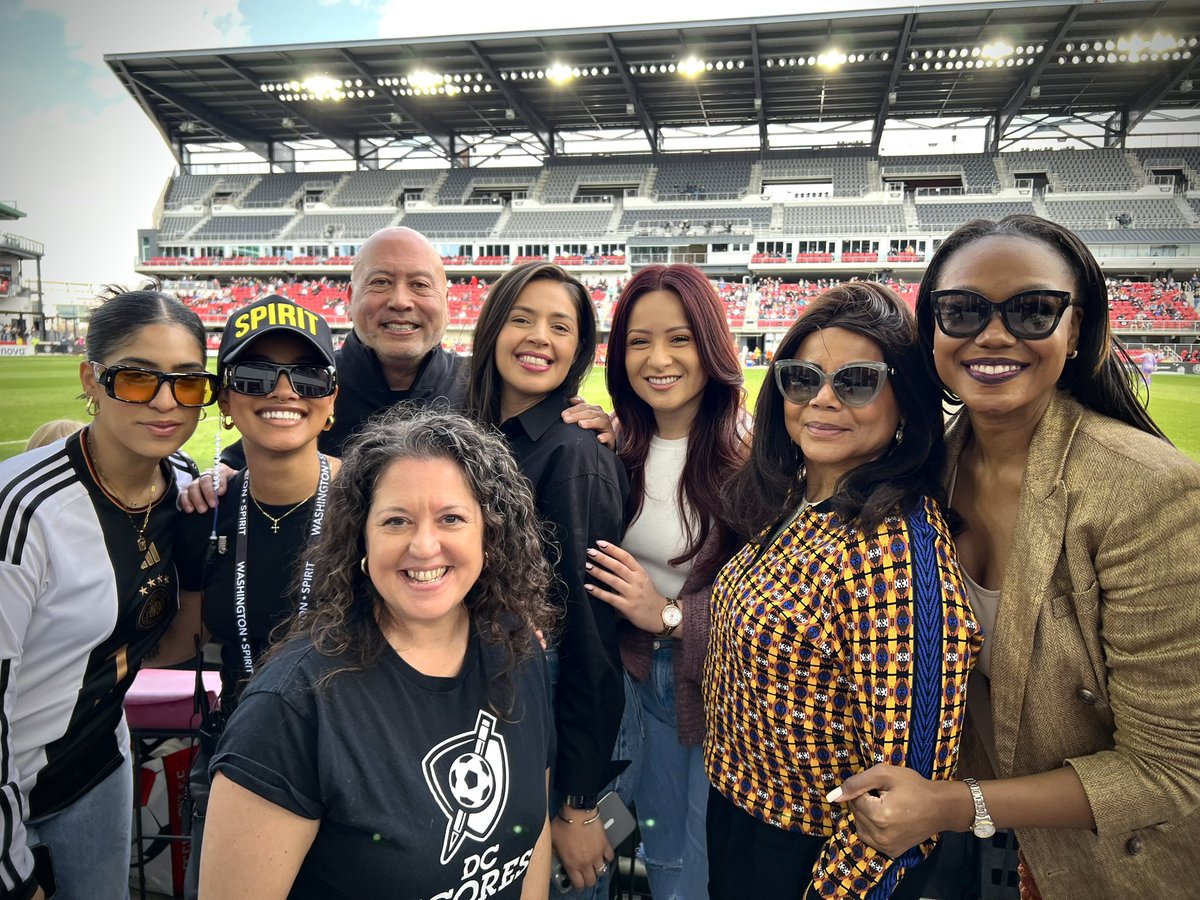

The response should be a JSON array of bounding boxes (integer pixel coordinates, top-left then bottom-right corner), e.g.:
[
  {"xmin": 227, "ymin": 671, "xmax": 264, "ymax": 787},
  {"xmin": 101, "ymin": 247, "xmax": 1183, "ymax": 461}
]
[
  {"xmin": 158, "ymin": 215, "xmax": 205, "ymax": 241},
  {"xmin": 189, "ymin": 215, "xmax": 295, "ymax": 240},
  {"xmin": 781, "ymin": 203, "xmax": 905, "ymax": 234},
  {"xmin": 329, "ymin": 170, "xmax": 439, "ymax": 206},
  {"xmin": 501, "ymin": 208, "xmax": 615, "ymax": 238},
  {"xmin": 619, "ymin": 205, "xmax": 772, "ymax": 233},
  {"xmin": 759, "ymin": 150, "xmax": 872, "ymax": 197},
  {"xmin": 435, "ymin": 167, "xmax": 541, "ymax": 204},
  {"xmin": 240, "ymin": 173, "xmax": 341, "ymax": 208},
  {"xmin": 652, "ymin": 152, "xmax": 756, "ymax": 199},
  {"xmin": 286, "ymin": 213, "xmax": 397, "ymax": 240},
  {"xmin": 539, "ymin": 157, "xmax": 652, "ymax": 203},
  {"xmin": 396, "ymin": 210, "xmax": 502, "ymax": 237},
  {"xmin": 915, "ymin": 201, "xmax": 1035, "ymax": 229},
  {"xmin": 880, "ymin": 154, "xmax": 1001, "ymax": 194},
  {"xmin": 1043, "ymin": 198, "xmax": 1192, "ymax": 230},
  {"xmin": 1003, "ymin": 149, "xmax": 1139, "ymax": 191}
]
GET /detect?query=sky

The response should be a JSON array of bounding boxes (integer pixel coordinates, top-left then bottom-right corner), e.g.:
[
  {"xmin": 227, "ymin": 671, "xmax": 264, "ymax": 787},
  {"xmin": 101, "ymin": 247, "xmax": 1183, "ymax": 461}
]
[{"xmin": 0, "ymin": 0, "xmax": 992, "ymax": 289}]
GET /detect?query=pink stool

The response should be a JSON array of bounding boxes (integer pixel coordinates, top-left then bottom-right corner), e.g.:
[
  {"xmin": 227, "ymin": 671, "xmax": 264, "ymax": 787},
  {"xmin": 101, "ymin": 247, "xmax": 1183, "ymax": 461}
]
[{"xmin": 125, "ymin": 668, "xmax": 222, "ymax": 899}]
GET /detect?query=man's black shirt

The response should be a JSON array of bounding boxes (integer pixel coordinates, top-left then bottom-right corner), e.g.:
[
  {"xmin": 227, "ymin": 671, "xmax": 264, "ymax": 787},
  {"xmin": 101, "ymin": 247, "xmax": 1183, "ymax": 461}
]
[
  {"xmin": 501, "ymin": 391, "xmax": 629, "ymax": 797},
  {"xmin": 222, "ymin": 332, "xmax": 467, "ymax": 467}
]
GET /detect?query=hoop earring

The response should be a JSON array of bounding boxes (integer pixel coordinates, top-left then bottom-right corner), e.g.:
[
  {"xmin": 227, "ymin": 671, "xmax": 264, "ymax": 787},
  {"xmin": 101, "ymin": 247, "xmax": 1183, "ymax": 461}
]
[
  {"xmin": 1066, "ymin": 349, "xmax": 1079, "ymax": 360},
  {"xmin": 323, "ymin": 414, "xmax": 336, "ymax": 432},
  {"xmin": 198, "ymin": 409, "xmax": 208, "ymax": 422},
  {"xmin": 221, "ymin": 414, "xmax": 235, "ymax": 430},
  {"xmin": 85, "ymin": 395, "xmax": 99, "ymax": 417},
  {"xmin": 360, "ymin": 555, "xmax": 369, "ymax": 575}
]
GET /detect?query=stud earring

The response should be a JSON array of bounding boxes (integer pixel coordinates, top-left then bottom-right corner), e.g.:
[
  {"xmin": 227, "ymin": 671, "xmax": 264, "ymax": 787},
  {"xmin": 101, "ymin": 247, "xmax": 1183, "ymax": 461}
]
[{"xmin": 85, "ymin": 396, "xmax": 99, "ymax": 416}]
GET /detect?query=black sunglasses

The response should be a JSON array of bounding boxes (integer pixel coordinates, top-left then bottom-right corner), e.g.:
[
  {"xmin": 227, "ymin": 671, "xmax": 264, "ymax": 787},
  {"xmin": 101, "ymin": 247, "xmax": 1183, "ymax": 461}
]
[
  {"xmin": 91, "ymin": 363, "xmax": 218, "ymax": 407},
  {"xmin": 224, "ymin": 361, "xmax": 337, "ymax": 398},
  {"xmin": 931, "ymin": 288, "xmax": 1076, "ymax": 340},
  {"xmin": 774, "ymin": 359, "xmax": 893, "ymax": 407}
]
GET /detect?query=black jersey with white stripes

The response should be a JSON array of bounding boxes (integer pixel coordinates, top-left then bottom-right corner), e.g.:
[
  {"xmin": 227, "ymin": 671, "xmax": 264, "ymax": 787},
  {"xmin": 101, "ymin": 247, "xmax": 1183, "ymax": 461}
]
[{"xmin": 0, "ymin": 430, "xmax": 204, "ymax": 896}]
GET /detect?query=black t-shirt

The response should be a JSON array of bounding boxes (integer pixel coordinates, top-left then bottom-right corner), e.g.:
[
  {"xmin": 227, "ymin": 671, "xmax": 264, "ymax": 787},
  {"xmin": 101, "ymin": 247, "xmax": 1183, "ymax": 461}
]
[
  {"xmin": 197, "ymin": 470, "xmax": 316, "ymax": 701},
  {"xmin": 211, "ymin": 627, "xmax": 554, "ymax": 900}
]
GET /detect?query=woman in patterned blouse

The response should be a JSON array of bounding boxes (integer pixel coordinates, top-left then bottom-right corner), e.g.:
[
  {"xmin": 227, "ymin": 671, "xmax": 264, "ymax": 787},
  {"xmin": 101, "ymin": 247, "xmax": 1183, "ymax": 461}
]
[{"xmin": 703, "ymin": 282, "xmax": 982, "ymax": 900}]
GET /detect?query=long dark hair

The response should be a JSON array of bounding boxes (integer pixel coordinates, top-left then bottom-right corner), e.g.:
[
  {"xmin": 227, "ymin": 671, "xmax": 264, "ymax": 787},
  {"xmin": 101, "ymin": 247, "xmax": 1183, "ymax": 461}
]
[
  {"xmin": 467, "ymin": 261, "xmax": 597, "ymax": 426},
  {"xmin": 723, "ymin": 281, "xmax": 947, "ymax": 541},
  {"xmin": 606, "ymin": 264, "xmax": 746, "ymax": 566},
  {"xmin": 915, "ymin": 215, "xmax": 1167, "ymax": 440},
  {"xmin": 272, "ymin": 407, "xmax": 556, "ymax": 709}
]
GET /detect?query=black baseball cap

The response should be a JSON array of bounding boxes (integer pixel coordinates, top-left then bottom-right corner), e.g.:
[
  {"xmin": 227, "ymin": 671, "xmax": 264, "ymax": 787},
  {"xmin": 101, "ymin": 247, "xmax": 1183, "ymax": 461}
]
[{"xmin": 218, "ymin": 295, "xmax": 336, "ymax": 376}]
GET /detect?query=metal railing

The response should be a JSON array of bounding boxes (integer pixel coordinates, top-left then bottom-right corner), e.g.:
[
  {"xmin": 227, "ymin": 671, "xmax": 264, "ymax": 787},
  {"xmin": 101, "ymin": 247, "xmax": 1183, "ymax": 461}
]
[
  {"xmin": 630, "ymin": 219, "xmax": 756, "ymax": 237},
  {"xmin": 653, "ymin": 191, "xmax": 746, "ymax": 202},
  {"xmin": 0, "ymin": 233, "xmax": 44, "ymax": 256}
]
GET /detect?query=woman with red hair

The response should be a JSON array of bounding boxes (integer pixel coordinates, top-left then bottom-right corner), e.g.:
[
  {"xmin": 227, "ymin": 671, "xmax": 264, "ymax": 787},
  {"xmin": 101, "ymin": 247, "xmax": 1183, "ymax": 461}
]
[{"xmin": 586, "ymin": 264, "xmax": 747, "ymax": 899}]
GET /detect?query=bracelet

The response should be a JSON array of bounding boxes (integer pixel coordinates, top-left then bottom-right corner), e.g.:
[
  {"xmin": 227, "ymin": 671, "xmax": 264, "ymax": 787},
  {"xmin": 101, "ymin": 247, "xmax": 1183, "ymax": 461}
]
[{"xmin": 557, "ymin": 809, "xmax": 601, "ymax": 825}]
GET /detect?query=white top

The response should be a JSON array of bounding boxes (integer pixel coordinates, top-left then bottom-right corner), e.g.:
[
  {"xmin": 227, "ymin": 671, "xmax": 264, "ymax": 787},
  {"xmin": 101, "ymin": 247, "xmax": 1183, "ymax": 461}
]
[{"xmin": 622, "ymin": 435, "xmax": 694, "ymax": 601}]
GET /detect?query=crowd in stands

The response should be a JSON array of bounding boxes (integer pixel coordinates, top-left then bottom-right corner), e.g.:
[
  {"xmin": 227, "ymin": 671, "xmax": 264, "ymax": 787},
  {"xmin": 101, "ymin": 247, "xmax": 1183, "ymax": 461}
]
[{"xmin": 1107, "ymin": 275, "xmax": 1200, "ymax": 325}]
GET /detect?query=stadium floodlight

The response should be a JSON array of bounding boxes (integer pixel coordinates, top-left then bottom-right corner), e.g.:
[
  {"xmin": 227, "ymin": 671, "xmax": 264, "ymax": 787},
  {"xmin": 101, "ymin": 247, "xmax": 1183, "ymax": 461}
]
[
  {"xmin": 547, "ymin": 63, "xmax": 574, "ymax": 83},
  {"xmin": 678, "ymin": 56, "xmax": 705, "ymax": 77},
  {"xmin": 409, "ymin": 70, "xmax": 443, "ymax": 91},
  {"xmin": 301, "ymin": 75, "xmax": 343, "ymax": 100},
  {"xmin": 981, "ymin": 42, "xmax": 1015, "ymax": 60},
  {"xmin": 818, "ymin": 50, "xmax": 848, "ymax": 69}
]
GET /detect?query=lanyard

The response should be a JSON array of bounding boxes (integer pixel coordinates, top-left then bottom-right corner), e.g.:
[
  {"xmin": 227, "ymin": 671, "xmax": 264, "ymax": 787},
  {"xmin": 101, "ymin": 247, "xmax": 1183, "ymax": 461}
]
[{"xmin": 233, "ymin": 454, "xmax": 330, "ymax": 679}]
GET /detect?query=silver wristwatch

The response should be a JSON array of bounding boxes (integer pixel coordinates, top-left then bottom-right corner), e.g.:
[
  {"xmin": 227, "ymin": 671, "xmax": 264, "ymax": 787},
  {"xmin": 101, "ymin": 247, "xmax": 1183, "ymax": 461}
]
[
  {"xmin": 963, "ymin": 778, "xmax": 996, "ymax": 838},
  {"xmin": 659, "ymin": 597, "xmax": 682, "ymax": 636}
]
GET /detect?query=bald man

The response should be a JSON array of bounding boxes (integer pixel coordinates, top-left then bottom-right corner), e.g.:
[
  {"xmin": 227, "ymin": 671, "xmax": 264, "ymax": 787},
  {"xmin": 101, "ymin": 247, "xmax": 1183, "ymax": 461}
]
[{"xmin": 184, "ymin": 227, "xmax": 609, "ymax": 511}]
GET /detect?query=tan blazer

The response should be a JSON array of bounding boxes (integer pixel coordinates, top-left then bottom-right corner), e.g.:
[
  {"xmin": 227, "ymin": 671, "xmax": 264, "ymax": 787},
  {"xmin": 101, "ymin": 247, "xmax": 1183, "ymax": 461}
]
[{"xmin": 945, "ymin": 390, "xmax": 1200, "ymax": 899}]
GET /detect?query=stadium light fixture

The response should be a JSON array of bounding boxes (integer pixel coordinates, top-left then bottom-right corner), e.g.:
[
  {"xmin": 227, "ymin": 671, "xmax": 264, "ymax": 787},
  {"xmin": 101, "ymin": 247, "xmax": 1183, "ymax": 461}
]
[
  {"xmin": 981, "ymin": 42, "xmax": 1015, "ymax": 60},
  {"xmin": 679, "ymin": 56, "xmax": 706, "ymax": 78},
  {"xmin": 818, "ymin": 50, "xmax": 848, "ymax": 69},
  {"xmin": 409, "ymin": 70, "xmax": 443, "ymax": 91}
]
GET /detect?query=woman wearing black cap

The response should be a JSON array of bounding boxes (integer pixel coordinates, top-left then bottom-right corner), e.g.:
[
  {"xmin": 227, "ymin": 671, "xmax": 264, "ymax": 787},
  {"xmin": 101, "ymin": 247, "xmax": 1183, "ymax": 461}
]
[{"xmin": 147, "ymin": 294, "xmax": 340, "ymax": 898}]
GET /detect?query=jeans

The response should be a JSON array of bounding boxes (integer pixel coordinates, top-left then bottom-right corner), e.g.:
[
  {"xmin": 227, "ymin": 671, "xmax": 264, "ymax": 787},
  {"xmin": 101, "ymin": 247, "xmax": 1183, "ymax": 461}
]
[
  {"xmin": 26, "ymin": 760, "xmax": 133, "ymax": 900},
  {"xmin": 624, "ymin": 642, "xmax": 709, "ymax": 900}
]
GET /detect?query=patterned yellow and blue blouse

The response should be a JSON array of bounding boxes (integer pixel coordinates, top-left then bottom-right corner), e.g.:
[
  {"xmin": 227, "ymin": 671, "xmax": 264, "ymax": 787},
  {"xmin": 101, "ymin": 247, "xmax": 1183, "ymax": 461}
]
[{"xmin": 704, "ymin": 495, "xmax": 981, "ymax": 899}]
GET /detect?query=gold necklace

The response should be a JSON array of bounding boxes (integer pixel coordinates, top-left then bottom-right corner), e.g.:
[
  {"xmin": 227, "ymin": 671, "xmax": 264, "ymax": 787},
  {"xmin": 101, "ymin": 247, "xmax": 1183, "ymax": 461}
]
[
  {"xmin": 86, "ymin": 429, "xmax": 158, "ymax": 552},
  {"xmin": 250, "ymin": 492, "xmax": 313, "ymax": 534}
]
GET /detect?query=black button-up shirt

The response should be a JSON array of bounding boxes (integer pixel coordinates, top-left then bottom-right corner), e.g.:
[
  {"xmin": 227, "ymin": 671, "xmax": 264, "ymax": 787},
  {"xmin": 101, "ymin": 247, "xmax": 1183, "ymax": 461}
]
[{"xmin": 501, "ymin": 391, "xmax": 629, "ymax": 797}]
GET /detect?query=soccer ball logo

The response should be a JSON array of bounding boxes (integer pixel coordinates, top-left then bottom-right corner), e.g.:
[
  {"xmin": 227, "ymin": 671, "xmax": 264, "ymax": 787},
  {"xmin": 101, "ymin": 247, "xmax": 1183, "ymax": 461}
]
[{"xmin": 448, "ymin": 752, "xmax": 495, "ymax": 810}]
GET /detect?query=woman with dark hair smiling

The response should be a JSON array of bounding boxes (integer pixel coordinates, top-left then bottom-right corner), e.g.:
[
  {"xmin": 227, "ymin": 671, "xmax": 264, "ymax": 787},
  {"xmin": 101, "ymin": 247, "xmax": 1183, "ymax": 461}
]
[
  {"xmin": 0, "ymin": 286, "xmax": 214, "ymax": 900},
  {"xmin": 830, "ymin": 216, "xmax": 1200, "ymax": 899},
  {"xmin": 704, "ymin": 282, "xmax": 981, "ymax": 900},
  {"xmin": 199, "ymin": 409, "xmax": 557, "ymax": 900},
  {"xmin": 585, "ymin": 263, "xmax": 746, "ymax": 899},
  {"xmin": 467, "ymin": 261, "xmax": 628, "ymax": 896}
]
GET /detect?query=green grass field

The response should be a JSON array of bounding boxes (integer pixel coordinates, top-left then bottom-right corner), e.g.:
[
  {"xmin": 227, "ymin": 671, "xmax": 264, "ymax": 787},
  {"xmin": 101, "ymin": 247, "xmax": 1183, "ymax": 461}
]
[{"xmin": 1, "ymin": 355, "xmax": 1197, "ymax": 464}]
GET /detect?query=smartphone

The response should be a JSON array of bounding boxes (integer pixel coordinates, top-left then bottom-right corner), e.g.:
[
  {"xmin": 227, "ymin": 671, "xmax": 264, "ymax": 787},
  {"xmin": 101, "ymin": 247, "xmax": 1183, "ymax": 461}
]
[{"xmin": 551, "ymin": 791, "xmax": 636, "ymax": 894}]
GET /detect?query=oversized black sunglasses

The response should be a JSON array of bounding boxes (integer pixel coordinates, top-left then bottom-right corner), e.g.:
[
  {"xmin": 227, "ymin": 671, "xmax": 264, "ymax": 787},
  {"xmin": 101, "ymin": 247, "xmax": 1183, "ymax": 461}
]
[
  {"xmin": 931, "ymin": 288, "xmax": 1076, "ymax": 341},
  {"xmin": 91, "ymin": 363, "xmax": 218, "ymax": 407},
  {"xmin": 774, "ymin": 359, "xmax": 893, "ymax": 407},
  {"xmin": 224, "ymin": 361, "xmax": 337, "ymax": 398}
]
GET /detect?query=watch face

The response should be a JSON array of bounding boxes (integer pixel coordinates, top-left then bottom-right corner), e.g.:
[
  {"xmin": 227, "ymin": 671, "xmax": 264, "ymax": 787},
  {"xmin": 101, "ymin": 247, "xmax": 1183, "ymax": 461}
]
[
  {"xmin": 973, "ymin": 822, "xmax": 996, "ymax": 839},
  {"xmin": 662, "ymin": 603, "xmax": 683, "ymax": 628}
]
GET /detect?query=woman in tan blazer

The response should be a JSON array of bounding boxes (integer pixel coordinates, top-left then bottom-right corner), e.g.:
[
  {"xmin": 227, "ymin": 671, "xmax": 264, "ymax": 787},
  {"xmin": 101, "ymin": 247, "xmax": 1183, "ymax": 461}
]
[{"xmin": 825, "ymin": 215, "xmax": 1200, "ymax": 899}]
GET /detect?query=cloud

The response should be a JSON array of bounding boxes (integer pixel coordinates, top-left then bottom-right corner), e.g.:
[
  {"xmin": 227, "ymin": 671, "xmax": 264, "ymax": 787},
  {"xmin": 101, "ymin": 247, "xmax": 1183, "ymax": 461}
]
[
  {"xmin": 21, "ymin": 0, "xmax": 251, "ymax": 98},
  {"xmin": 5, "ymin": 98, "xmax": 177, "ymax": 286}
]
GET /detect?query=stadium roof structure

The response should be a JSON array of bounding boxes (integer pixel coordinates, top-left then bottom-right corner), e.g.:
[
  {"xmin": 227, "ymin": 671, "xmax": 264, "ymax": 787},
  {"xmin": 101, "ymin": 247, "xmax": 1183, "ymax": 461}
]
[
  {"xmin": 0, "ymin": 202, "xmax": 26, "ymax": 221},
  {"xmin": 106, "ymin": 0, "xmax": 1200, "ymax": 166}
]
